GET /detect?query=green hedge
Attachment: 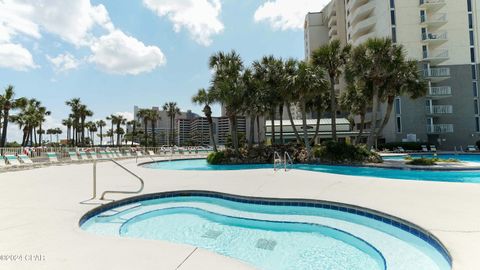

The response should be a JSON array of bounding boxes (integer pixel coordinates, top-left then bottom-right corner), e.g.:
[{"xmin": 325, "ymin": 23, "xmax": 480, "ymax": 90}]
[
  {"xmin": 407, "ymin": 158, "xmax": 436, "ymax": 166},
  {"xmin": 207, "ymin": 151, "xmax": 225, "ymax": 164},
  {"xmin": 313, "ymin": 141, "xmax": 382, "ymax": 164}
]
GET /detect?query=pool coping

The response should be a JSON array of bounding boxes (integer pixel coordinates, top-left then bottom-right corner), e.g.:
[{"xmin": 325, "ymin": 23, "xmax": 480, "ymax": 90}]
[{"xmin": 79, "ymin": 190, "xmax": 452, "ymax": 268}]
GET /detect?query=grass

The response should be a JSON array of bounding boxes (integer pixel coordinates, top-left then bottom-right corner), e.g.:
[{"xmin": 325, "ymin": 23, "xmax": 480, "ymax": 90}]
[{"xmin": 405, "ymin": 156, "xmax": 460, "ymax": 166}]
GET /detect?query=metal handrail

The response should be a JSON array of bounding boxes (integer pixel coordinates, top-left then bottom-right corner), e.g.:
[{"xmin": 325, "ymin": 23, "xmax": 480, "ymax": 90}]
[
  {"xmin": 273, "ymin": 151, "xmax": 283, "ymax": 172},
  {"xmin": 91, "ymin": 158, "xmax": 145, "ymax": 200},
  {"xmin": 284, "ymin": 151, "xmax": 293, "ymax": 171}
]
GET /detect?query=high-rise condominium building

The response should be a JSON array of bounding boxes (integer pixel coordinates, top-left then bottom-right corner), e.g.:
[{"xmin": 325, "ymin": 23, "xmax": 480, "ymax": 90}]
[{"xmin": 305, "ymin": 0, "xmax": 480, "ymax": 149}]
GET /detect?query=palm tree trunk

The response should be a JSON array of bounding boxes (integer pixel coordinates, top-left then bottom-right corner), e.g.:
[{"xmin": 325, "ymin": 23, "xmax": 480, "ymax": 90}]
[
  {"xmin": 248, "ymin": 115, "xmax": 255, "ymax": 149},
  {"xmin": 278, "ymin": 105, "xmax": 284, "ymax": 145},
  {"xmin": 270, "ymin": 111, "xmax": 275, "ymax": 145},
  {"xmin": 355, "ymin": 109, "xmax": 366, "ymax": 145},
  {"xmin": 375, "ymin": 97, "xmax": 395, "ymax": 140},
  {"xmin": 330, "ymin": 76, "xmax": 337, "ymax": 142},
  {"xmin": 34, "ymin": 127, "xmax": 37, "ymax": 146},
  {"xmin": 367, "ymin": 85, "xmax": 380, "ymax": 149},
  {"xmin": 256, "ymin": 115, "xmax": 261, "ymax": 144},
  {"xmin": 229, "ymin": 114, "xmax": 239, "ymax": 153},
  {"xmin": 310, "ymin": 109, "xmax": 323, "ymax": 145},
  {"xmin": 143, "ymin": 119, "xmax": 148, "ymax": 146},
  {"xmin": 0, "ymin": 109, "xmax": 9, "ymax": 147},
  {"xmin": 99, "ymin": 127, "xmax": 103, "ymax": 146},
  {"xmin": 151, "ymin": 121, "xmax": 156, "ymax": 147},
  {"xmin": 39, "ymin": 124, "xmax": 43, "ymax": 146},
  {"xmin": 286, "ymin": 105, "xmax": 302, "ymax": 143},
  {"xmin": 21, "ymin": 129, "xmax": 27, "ymax": 146},
  {"xmin": 301, "ymin": 101, "xmax": 311, "ymax": 158},
  {"xmin": 116, "ymin": 124, "xmax": 121, "ymax": 146},
  {"xmin": 207, "ymin": 115, "xmax": 217, "ymax": 152}
]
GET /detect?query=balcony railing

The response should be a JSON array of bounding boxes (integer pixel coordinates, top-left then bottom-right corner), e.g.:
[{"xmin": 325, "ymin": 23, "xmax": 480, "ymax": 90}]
[
  {"xmin": 419, "ymin": 0, "xmax": 446, "ymax": 6},
  {"xmin": 423, "ymin": 67, "xmax": 450, "ymax": 78},
  {"xmin": 422, "ymin": 31, "xmax": 448, "ymax": 41},
  {"xmin": 426, "ymin": 105, "xmax": 453, "ymax": 114},
  {"xmin": 423, "ymin": 49, "xmax": 449, "ymax": 61},
  {"xmin": 426, "ymin": 124, "xmax": 454, "ymax": 134},
  {"xmin": 420, "ymin": 13, "xmax": 447, "ymax": 24},
  {"xmin": 428, "ymin": 86, "xmax": 452, "ymax": 96}
]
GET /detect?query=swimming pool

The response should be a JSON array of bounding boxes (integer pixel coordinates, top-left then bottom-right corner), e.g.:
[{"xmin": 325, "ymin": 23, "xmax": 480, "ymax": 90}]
[
  {"xmin": 383, "ymin": 154, "xmax": 480, "ymax": 163},
  {"xmin": 81, "ymin": 191, "xmax": 450, "ymax": 270},
  {"xmin": 143, "ymin": 159, "xmax": 480, "ymax": 183}
]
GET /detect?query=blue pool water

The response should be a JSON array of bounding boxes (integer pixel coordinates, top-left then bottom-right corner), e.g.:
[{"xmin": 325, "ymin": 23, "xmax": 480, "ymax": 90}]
[
  {"xmin": 81, "ymin": 194, "xmax": 451, "ymax": 270},
  {"xmin": 143, "ymin": 159, "xmax": 480, "ymax": 183},
  {"xmin": 383, "ymin": 154, "xmax": 480, "ymax": 163}
]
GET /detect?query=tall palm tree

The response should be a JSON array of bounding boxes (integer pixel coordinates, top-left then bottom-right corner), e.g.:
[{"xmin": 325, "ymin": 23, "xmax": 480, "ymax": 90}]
[
  {"xmin": 78, "ymin": 104, "xmax": 93, "ymax": 146},
  {"xmin": 311, "ymin": 39, "xmax": 351, "ymax": 142},
  {"xmin": 46, "ymin": 128, "xmax": 54, "ymax": 143},
  {"xmin": 126, "ymin": 120, "xmax": 139, "ymax": 146},
  {"xmin": 283, "ymin": 58, "xmax": 303, "ymax": 143},
  {"xmin": 146, "ymin": 109, "xmax": 160, "ymax": 146},
  {"xmin": 54, "ymin": 127, "xmax": 62, "ymax": 143},
  {"xmin": 162, "ymin": 102, "xmax": 180, "ymax": 146},
  {"xmin": 339, "ymin": 83, "xmax": 371, "ymax": 144},
  {"xmin": 95, "ymin": 120, "xmax": 106, "ymax": 146},
  {"xmin": 289, "ymin": 61, "xmax": 328, "ymax": 157},
  {"xmin": 0, "ymin": 85, "xmax": 27, "ymax": 146},
  {"xmin": 110, "ymin": 115, "xmax": 126, "ymax": 146},
  {"xmin": 252, "ymin": 56, "xmax": 284, "ymax": 145},
  {"xmin": 36, "ymin": 104, "xmax": 51, "ymax": 146},
  {"xmin": 209, "ymin": 51, "xmax": 246, "ymax": 153},
  {"xmin": 62, "ymin": 118, "xmax": 73, "ymax": 145},
  {"xmin": 192, "ymin": 88, "xmax": 218, "ymax": 152},
  {"xmin": 65, "ymin": 98, "xmax": 81, "ymax": 145},
  {"xmin": 136, "ymin": 109, "xmax": 150, "ymax": 146},
  {"xmin": 106, "ymin": 115, "xmax": 115, "ymax": 146}
]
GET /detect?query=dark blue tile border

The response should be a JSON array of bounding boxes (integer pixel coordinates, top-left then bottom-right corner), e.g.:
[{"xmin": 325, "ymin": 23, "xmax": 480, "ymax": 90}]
[{"xmin": 79, "ymin": 190, "xmax": 452, "ymax": 267}]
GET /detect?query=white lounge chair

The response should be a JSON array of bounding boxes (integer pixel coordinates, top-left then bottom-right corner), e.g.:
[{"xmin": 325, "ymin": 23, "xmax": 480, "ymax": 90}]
[
  {"xmin": 115, "ymin": 151, "xmax": 124, "ymax": 158},
  {"xmin": 88, "ymin": 152, "xmax": 98, "ymax": 160},
  {"xmin": 47, "ymin": 152, "xmax": 59, "ymax": 163},
  {"xmin": 5, "ymin": 155, "xmax": 21, "ymax": 166},
  {"xmin": 394, "ymin": 147, "xmax": 405, "ymax": 153},
  {"xmin": 467, "ymin": 145, "xmax": 477, "ymax": 152},
  {"xmin": 78, "ymin": 151, "xmax": 90, "ymax": 160},
  {"xmin": 421, "ymin": 145, "xmax": 428, "ymax": 152},
  {"xmin": 0, "ymin": 157, "xmax": 6, "ymax": 168},
  {"xmin": 68, "ymin": 152, "xmax": 79, "ymax": 161},
  {"xmin": 98, "ymin": 151, "xmax": 107, "ymax": 159},
  {"xmin": 136, "ymin": 151, "xmax": 143, "ymax": 157},
  {"xmin": 124, "ymin": 151, "xmax": 132, "ymax": 157},
  {"xmin": 148, "ymin": 150, "xmax": 155, "ymax": 156},
  {"xmin": 18, "ymin": 154, "xmax": 33, "ymax": 164},
  {"xmin": 430, "ymin": 145, "xmax": 437, "ymax": 152}
]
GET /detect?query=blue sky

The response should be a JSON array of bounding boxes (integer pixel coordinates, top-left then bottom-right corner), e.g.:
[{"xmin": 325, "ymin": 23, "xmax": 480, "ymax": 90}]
[{"xmin": 0, "ymin": 0, "xmax": 327, "ymax": 142}]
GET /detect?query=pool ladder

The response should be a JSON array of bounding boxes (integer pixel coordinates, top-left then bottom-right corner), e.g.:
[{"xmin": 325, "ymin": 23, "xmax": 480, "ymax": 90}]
[{"xmin": 274, "ymin": 151, "xmax": 293, "ymax": 172}]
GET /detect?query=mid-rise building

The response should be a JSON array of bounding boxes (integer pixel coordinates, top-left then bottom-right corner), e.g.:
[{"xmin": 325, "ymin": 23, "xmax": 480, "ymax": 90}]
[{"xmin": 305, "ymin": 0, "xmax": 480, "ymax": 149}]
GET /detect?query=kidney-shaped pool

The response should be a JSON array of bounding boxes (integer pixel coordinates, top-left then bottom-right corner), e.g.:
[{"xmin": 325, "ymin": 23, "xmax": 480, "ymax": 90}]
[{"xmin": 81, "ymin": 191, "xmax": 451, "ymax": 270}]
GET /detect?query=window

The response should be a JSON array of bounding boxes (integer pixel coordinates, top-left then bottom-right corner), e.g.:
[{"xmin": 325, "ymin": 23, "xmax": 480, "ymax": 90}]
[
  {"xmin": 391, "ymin": 27, "xmax": 397, "ymax": 43},
  {"xmin": 390, "ymin": 10, "xmax": 396, "ymax": 25},
  {"xmin": 396, "ymin": 116, "xmax": 402, "ymax": 133},
  {"xmin": 469, "ymin": 14, "xmax": 474, "ymax": 29},
  {"xmin": 390, "ymin": 0, "xmax": 395, "ymax": 9},
  {"xmin": 470, "ymin": 31, "xmax": 475, "ymax": 46},
  {"xmin": 422, "ymin": 45, "xmax": 428, "ymax": 59},
  {"xmin": 475, "ymin": 99, "xmax": 480, "ymax": 115},
  {"xmin": 394, "ymin": 98, "xmax": 401, "ymax": 114},
  {"xmin": 468, "ymin": 0, "xmax": 472, "ymax": 12},
  {"xmin": 474, "ymin": 82, "xmax": 479, "ymax": 97},
  {"xmin": 476, "ymin": 117, "xmax": 480, "ymax": 132},
  {"xmin": 471, "ymin": 47, "xmax": 476, "ymax": 63},
  {"xmin": 420, "ymin": 10, "xmax": 426, "ymax": 23},
  {"xmin": 421, "ymin": 28, "xmax": 427, "ymax": 40},
  {"xmin": 473, "ymin": 65, "xmax": 478, "ymax": 80}
]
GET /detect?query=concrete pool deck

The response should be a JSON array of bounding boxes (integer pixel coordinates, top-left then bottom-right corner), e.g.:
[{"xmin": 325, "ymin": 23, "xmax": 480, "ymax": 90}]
[{"xmin": 1, "ymin": 157, "xmax": 479, "ymax": 270}]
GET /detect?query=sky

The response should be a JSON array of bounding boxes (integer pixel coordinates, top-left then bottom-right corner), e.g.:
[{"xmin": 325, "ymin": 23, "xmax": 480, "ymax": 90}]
[{"xmin": 0, "ymin": 0, "xmax": 328, "ymax": 142}]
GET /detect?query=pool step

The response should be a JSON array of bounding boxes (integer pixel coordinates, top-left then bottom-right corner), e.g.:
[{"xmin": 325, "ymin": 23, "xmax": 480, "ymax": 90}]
[
  {"xmin": 97, "ymin": 203, "xmax": 142, "ymax": 218},
  {"xmin": 256, "ymin": 239, "xmax": 277, "ymax": 251},
  {"xmin": 202, "ymin": 230, "xmax": 223, "ymax": 239}
]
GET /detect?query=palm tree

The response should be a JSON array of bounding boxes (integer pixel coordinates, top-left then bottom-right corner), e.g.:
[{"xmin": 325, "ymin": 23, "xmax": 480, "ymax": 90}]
[
  {"xmin": 162, "ymin": 102, "xmax": 180, "ymax": 146},
  {"xmin": 95, "ymin": 120, "xmax": 106, "ymax": 146},
  {"xmin": 126, "ymin": 120, "xmax": 139, "ymax": 146},
  {"xmin": 252, "ymin": 56, "xmax": 284, "ymax": 145},
  {"xmin": 36, "ymin": 104, "xmax": 51, "ymax": 146},
  {"xmin": 283, "ymin": 58, "xmax": 302, "ymax": 143},
  {"xmin": 86, "ymin": 121, "xmax": 97, "ymax": 145},
  {"xmin": 110, "ymin": 115, "xmax": 126, "ymax": 146},
  {"xmin": 311, "ymin": 39, "xmax": 351, "ymax": 142},
  {"xmin": 46, "ymin": 128, "xmax": 54, "ymax": 143},
  {"xmin": 78, "ymin": 104, "xmax": 93, "ymax": 146},
  {"xmin": 65, "ymin": 98, "xmax": 82, "ymax": 145},
  {"xmin": 209, "ymin": 50, "xmax": 246, "ymax": 153},
  {"xmin": 62, "ymin": 118, "xmax": 73, "ymax": 145},
  {"xmin": 136, "ymin": 109, "xmax": 150, "ymax": 146},
  {"xmin": 0, "ymin": 85, "xmax": 27, "ymax": 146},
  {"xmin": 106, "ymin": 115, "xmax": 115, "ymax": 146},
  {"xmin": 54, "ymin": 127, "xmax": 62, "ymax": 143},
  {"xmin": 192, "ymin": 88, "xmax": 218, "ymax": 152},
  {"xmin": 146, "ymin": 109, "xmax": 160, "ymax": 146},
  {"xmin": 288, "ymin": 61, "xmax": 328, "ymax": 157},
  {"xmin": 339, "ymin": 83, "xmax": 371, "ymax": 144}
]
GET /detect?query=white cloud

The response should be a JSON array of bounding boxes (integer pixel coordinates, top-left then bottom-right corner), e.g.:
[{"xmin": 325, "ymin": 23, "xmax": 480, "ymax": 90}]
[
  {"xmin": 0, "ymin": 43, "xmax": 37, "ymax": 71},
  {"xmin": 143, "ymin": 0, "xmax": 224, "ymax": 46},
  {"xmin": 89, "ymin": 30, "xmax": 166, "ymax": 75},
  {"xmin": 254, "ymin": 0, "xmax": 328, "ymax": 31},
  {"xmin": 0, "ymin": 0, "xmax": 166, "ymax": 75},
  {"xmin": 114, "ymin": 112, "xmax": 134, "ymax": 122},
  {"xmin": 47, "ymin": 53, "xmax": 81, "ymax": 73}
]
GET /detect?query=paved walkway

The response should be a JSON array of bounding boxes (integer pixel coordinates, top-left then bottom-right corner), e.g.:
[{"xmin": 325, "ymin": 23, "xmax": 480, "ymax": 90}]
[{"xmin": 1, "ymin": 157, "xmax": 479, "ymax": 270}]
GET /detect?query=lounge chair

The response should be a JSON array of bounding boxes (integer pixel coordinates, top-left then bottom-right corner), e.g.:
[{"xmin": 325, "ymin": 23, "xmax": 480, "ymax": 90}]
[
  {"xmin": 78, "ymin": 151, "xmax": 90, "ymax": 160},
  {"xmin": 394, "ymin": 147, "xmax": 405, "ymax": 153},
  {"xmin": 88, "ymin": 152, "xmax": 98, "ymax": 160},
  {"xmin": 105, "ymin": 151, "xmax": 114, "ymax": 158},
  {"xmin": 421, "ymin": 145, "xmax": 428, "ymax": 152},
  {"xmin": 124, "ymin": 151, "xmax": 132, "ymax": 157},
  {"xmin": 68, "ymin": 152, "xmax": 79, "ymax": 161},
  {"xmin": 18, "ymin": 154, "xmax": 33, "ymax": 164},
  {"xmin": 47, "ymin": 152, "xmax": 59, "ymax": 163},
  {"xmin": 467, "ymin": 145, "xmax": 478, "ymax": 152},
  {"xmin": 115, "ymin": 151, "xmax": 124, "ymax": 158},
  {"xmin": 136, "ymin": 151, "xmax": 143, "ymax": 157},
  {"xmin": 98, "ymin": 151, "xmax": 107, "ymax": 159},
  {"xmin": 148, "ymin": 150, "xmax": 155, "ymax": 156},
  {"xmin": 430, "ymin": 145, "xmax": 437, "ymax": 152},
  {"xmin": 5, "ymin": 155, "xmax": 21, "ymax": 166},
  {"xmin": 0, "ymin": 157, "xmax": 6, "ymax": 168}
]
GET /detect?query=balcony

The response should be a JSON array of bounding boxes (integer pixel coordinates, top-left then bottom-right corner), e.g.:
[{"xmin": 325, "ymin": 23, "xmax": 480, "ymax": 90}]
[
  {"xmin": 422, "ymin": 31, "xmax": 448, "ymax": 44},
  {"xmin": 426, "ymin": 105, "xmax": 453, "ymax": 114},
  {"xmin": 426, "ymin": 124, "xmax": 454, "ymax": 134},
  {"xmin": 349, "ymin": 0, "xmax": 370, "ymax": 13},
  {"xmin": 422, "ymin": 49, "xmax": 449, "ymax": 64},
  {"xmin": 419, "ymin": 0, "xmax": 446, "ymax": 11},
  {"xmin": 328, "ymin": 14, "xmax": 337, "ymax": 27},
  {"xmin": 329, "ymin": 26, "xmax": 338, "ymax": 38},
  {"xmin": 350, "ymin": 1, "xmax": 375, "ymax": 25},
  {"xmin": 420, "ymin": 13, "xmax": 447, "ymax": 27},
  {"xmin": 351, "ymin": 16, "xmax": 376, "ymax": 39},
  {"xmin": 428, "ymin": 86, "xmax": 452, "ymax": 98},
  {"xmin": 423, "ymin": 67, "xmax": 450, "ymax": 82}
]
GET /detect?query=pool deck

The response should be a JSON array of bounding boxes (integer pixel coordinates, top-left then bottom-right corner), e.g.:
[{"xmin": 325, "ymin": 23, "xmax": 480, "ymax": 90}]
[{"xmin": 1, "ymin": 157, "xmax": 480, "ymax": 270}]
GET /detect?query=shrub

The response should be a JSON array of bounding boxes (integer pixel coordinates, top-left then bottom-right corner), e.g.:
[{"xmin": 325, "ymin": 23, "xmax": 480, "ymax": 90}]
[
  {"xmin": 407, "ymin": 158, "xmax": 436, "ymax": 166},
  {"xmin": 207, "ymin": 151, "xmax": 225, "ymax": 164},
  {"xmin": 313, "ymin": 141, "xmax": 382, "ymax": 164}
]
